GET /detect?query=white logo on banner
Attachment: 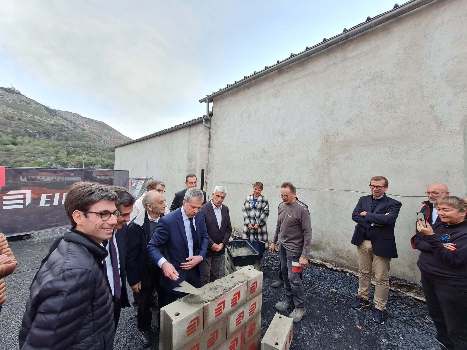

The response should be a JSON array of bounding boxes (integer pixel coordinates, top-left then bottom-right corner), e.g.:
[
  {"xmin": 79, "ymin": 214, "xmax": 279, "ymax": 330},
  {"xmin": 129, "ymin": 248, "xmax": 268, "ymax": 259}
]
[{"xmin": 2, "ymin": 190, "xmax": 32, "ymax": 209}]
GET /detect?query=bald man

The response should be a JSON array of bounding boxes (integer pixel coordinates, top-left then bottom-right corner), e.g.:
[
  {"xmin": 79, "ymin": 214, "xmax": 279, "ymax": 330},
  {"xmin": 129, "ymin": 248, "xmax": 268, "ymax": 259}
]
[
  {"xmin": 421, "ymin": 184, "xmax": 449, "ymax": 229},
  {"xmin": 127, "ymin": 190, "xmax": 166, "ymax": 347}
]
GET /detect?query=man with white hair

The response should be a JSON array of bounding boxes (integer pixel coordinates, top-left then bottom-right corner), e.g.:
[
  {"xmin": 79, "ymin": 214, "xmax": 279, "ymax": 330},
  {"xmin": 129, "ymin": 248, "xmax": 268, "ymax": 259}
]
[{"xmin": 199, "ymin": 185, "xmax": 232, "ymax": 285}]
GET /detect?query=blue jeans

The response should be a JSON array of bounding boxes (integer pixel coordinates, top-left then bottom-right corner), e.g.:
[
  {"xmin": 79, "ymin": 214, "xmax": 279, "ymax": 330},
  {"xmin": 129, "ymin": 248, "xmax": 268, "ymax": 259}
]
[{"xmin": 279, "ymin": 245, "xmax": 305, "ymax": 308}]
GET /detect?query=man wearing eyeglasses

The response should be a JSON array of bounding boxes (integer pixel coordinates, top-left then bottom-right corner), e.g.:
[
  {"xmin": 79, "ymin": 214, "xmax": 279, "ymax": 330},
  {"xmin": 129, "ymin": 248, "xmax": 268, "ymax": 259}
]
[
  {"xmin": 19, "ymin": 182, "xmax": 119, "ymax": 350},
  {"xmin": 351, "ymin": 176, "xmax": 402, "ymax": 324},
  {"xmin": 420, "ymin": 184, "xmax": 449, "ymax": 229}
]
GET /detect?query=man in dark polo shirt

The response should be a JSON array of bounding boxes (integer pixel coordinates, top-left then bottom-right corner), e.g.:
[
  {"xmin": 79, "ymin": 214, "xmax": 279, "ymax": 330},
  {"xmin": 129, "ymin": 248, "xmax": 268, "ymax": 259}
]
[{"xmin": 270, "ymin": 182, "xmax": 312, "ymax": 323}]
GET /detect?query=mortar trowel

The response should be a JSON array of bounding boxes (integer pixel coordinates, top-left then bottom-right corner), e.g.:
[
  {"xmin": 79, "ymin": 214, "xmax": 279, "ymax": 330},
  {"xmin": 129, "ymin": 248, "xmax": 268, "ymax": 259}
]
[{"xmin": 173, "ymin": 280, "xmax": 201, "ymax": 295}]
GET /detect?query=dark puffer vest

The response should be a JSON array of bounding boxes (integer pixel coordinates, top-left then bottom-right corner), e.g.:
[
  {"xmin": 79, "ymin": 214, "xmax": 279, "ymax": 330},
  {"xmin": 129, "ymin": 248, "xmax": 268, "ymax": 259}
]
[{"xmin": 19, "ymin": 229, "xmax": 115, "ymax": 349}]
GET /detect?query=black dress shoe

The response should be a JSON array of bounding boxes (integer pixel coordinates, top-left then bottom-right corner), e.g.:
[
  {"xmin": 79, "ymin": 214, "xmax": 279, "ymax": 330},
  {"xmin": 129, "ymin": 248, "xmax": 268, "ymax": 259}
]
[
  {"xmin": 372, "ymin": 308, "xmax": 387, "ymax": 324},
  {"xmin": 140, "ymin": 330, "xmax": 153, "ymax": 348},
  {"xmin": 352, "ymin": 296, "xmax": 370, "ymax": 310}
]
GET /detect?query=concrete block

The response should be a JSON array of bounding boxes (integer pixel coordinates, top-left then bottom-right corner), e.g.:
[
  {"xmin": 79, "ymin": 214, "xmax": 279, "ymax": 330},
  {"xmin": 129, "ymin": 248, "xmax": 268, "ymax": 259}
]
[
  {"xmin": 159, "ymin": 298, "xmax": 204, "ymax": 350},
  {"xmin": 182, "ymin": 339, "xmax": 202, "ymax": 350},
  {"xmin": 181, "ymin": 319, "xmax": 227, "ymax": 350},
  {"xmin": 227, "ymin": 302, "xmax": 247, "ymax": 336},
  {"xmin": 226, "ymin": 293, "xmax": 262, "ymax": 336},
  {"xmin": 261, "ymin": 313, "xmax": 293, "ymax": 350},
  {"xmin": 242, "ymin": 333, "xmax": 261, "ymax": 350},
  {"xmin": 236, "ymin": 266, "xmax": 263, "ymax": 300},
  {"xmin": 243, "ymin": 314, "xmax": 261, "ymax": 345},
  {"xmin": 200, "ymin": 275, "xmax": 248, "ymax": 328},
  {"xmin": 219, "ymin": 327, "xmax": 244, "ymax": 350},
  {"xmin": 204, "ymin": 318, "xmax": 228, "ymax": 350},
  {"xmin": 244, "ymin": 294, "xmax": 262, "ymax": 321}
]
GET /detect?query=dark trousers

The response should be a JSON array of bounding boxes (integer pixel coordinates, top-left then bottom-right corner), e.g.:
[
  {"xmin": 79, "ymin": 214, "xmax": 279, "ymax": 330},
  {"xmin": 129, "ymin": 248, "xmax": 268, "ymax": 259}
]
[
  {"xmin": 200, "ymin": 252, "xmax": 226, "ymax": 286},
  {"xmin": 279, "ymin": 245, "xmax": 305, "ymax": 308},
  {"xmin": 421, "ymin": 273, "xmax": 467, "ymax": 350},
  {"xmin": 136, "ymin": 269, "xmax": 160, "ymax": 332},
  {"xmin": 113, "ymin": 298, "xmax": 122, "ymax": 328}
]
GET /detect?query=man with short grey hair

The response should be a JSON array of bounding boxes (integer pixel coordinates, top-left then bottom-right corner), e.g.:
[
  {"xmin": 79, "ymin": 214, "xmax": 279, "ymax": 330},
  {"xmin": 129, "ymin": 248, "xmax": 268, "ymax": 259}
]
[
  {"xmin": 199, "ymin": 186, "xmax": 232, "ymax": 285},
  {"xmin": 148, "ymin": 188, "xmax": 208, "ymax": 306}
]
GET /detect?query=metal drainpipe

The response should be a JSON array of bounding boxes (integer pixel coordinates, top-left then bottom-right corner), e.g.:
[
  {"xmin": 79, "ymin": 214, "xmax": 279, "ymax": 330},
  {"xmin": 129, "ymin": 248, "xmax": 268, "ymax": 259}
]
[{"xmin": 203, "ymin": 100, "xmax": 211, "ymax": 128}]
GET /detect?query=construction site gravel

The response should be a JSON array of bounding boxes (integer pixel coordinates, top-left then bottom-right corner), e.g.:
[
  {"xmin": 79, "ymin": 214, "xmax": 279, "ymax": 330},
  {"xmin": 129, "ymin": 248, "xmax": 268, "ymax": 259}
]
[{"xmin": 1, "ymin": 227, "xmax": 438, "ymax": 349}]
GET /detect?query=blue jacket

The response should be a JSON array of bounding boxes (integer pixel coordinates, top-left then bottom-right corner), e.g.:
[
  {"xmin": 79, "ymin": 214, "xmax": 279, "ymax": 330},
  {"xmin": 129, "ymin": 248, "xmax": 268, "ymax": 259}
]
[
  {"xmin": 147, "ymin": 208, "xmax": 208, "ymax": 290},
  {"xmin": 351, "ymin": 194, "xmax": 402, "ymax": 258}
]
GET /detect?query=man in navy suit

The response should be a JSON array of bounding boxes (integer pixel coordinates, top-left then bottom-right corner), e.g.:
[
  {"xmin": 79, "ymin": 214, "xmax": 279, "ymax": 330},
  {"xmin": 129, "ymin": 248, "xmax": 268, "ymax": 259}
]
[
  {"xmin": 148, "ymin": 188, "xmax": 209, "ymax": 306},
  {"xmin": 351, "ymin": 176, "xmax": 402, "ymax": 324},
  {"xmin": 105, "ymin": 187, "xmax": 135, "ymax": 327}
]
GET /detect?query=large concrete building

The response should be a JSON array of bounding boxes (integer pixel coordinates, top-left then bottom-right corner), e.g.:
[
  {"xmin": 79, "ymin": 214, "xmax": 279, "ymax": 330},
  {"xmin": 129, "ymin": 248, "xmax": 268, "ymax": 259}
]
[
  {"xmin": 114, "ymin": 117, "xmax": 210, "ymax": 197},
  {"xmin": 116, "ymin": 0, "xmax": 467, "ymax": 282}
]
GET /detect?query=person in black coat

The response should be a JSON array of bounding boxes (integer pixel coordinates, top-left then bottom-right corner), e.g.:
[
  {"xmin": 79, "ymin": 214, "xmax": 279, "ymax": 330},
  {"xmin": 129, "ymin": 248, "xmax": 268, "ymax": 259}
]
[
  {"xmin": 414, "ymin": 196, "xmax": 467, "ymax": 350},
  {"xmin": 199, "ymin": 185, "xmax": 232, "ymax": 285},
  {"xmin": 104, "ymin": 187, "xmax": 135, "ymax": 327},
  {"xmin": 126, "ymin": 190, "xmax": 166, "ymax": 348},
  {"xmin": 169, "ymin": 173, "xmax": 206, "ymax": 211},
  {"xmin": 19, "ymin": 182, "xmax": 118, "ymax": 350},
  {"xmin": 351, "ymin": 176, "xmax": 402, "ymax": 324}
]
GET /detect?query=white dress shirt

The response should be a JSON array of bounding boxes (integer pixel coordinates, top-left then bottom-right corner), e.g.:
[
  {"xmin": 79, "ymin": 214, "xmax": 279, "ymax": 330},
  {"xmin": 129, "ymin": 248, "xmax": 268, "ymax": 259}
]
[
  {"xmin": 211, "ymin": 201, "xmax": 222, "ymax": 229},
  {"xmin": 157, "ymin": 207, "xmax": 195, "ymax": 268},
  {"xmin": 104, "ymin": 234, "xmax": 120, "ymax": 297}
]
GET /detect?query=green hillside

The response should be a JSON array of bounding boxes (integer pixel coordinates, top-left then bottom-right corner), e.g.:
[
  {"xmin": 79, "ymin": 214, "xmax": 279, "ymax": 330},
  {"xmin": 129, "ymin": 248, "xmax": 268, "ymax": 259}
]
[{"xmin": 0, "ymin": 87, "xmax": 131, "ymax": 168}]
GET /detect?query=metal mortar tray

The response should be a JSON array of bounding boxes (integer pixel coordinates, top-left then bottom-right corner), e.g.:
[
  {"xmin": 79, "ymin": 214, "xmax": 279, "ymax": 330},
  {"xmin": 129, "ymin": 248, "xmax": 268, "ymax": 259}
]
[{"xmin": 226, "ymin": 239, "xmax": 260, "ymax": 266}]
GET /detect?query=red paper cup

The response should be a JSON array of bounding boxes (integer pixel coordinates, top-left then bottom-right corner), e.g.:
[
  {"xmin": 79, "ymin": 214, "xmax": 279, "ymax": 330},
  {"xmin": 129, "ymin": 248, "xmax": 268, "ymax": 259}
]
[{"xmin": 291, "ymin": 261, "xmax": 302, "ymax": 273}]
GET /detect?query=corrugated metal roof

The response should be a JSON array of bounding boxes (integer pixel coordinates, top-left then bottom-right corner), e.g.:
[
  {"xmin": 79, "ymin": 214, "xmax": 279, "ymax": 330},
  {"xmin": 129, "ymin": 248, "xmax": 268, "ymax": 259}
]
[
  {"xmin": 115, "ymin": 116, "xmax": 204, "ymax": 148},
  {"xmin": 199, "ymin": 0, "xmax": 437, "ymax": 103}
]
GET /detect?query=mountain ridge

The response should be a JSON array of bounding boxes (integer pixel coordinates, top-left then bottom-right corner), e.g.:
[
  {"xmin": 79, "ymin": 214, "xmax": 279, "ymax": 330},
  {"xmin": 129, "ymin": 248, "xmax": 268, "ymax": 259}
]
[{"xmin": 0, "ymin": 86, "xmax": 131, "ymax": 168}]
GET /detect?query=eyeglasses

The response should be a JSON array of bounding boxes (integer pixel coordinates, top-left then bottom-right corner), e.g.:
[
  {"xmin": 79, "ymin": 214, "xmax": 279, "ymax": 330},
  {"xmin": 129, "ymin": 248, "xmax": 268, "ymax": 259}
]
[
  {"xmin": 85, "ymin": 210, "xmax": 120, "ymax": 221},
  {"xmin": 369, "ymin": 184, "xmax": 386, "ymax": 189}
]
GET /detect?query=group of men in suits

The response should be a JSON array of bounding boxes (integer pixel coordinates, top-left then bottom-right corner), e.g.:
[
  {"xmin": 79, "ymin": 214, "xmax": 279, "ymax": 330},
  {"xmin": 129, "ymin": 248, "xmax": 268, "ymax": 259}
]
[{"xmin": 117, "ymin": 174, "xmax": 231, "ymax": 347}]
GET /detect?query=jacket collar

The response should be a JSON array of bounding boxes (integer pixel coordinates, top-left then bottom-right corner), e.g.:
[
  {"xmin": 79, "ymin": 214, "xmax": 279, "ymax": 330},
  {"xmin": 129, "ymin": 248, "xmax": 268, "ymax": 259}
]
[{"xmin": 66, "ymin": 228, "xmax": 108, "ymax": 261}]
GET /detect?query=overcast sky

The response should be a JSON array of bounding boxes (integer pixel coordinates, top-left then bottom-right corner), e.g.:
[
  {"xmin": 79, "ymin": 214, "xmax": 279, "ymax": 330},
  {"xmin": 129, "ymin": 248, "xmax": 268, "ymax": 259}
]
[{"xmin": 0, "ymin": 0, "xmax": 398, "ymax": 139}]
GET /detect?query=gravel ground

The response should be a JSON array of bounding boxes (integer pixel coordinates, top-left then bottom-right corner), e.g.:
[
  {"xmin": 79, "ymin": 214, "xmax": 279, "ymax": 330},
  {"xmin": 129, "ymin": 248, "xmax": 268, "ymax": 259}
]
[{"xmin": 1, "ymin": 228, "xmax": 437, "ymax": 350}]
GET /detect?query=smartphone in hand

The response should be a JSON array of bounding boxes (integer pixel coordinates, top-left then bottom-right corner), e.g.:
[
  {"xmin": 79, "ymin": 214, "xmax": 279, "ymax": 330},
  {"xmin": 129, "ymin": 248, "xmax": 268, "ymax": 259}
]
[{"xmin": 416, "ymin": 211, "xmax": 426, "ymax": 222}]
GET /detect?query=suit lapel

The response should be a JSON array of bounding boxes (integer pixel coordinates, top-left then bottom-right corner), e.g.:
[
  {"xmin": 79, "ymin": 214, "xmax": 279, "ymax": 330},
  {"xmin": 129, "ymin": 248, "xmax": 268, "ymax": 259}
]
[
  {"xmin": 219, "ymin": 206, "xmax": 227, "ymax": 232},
  {"xmin": 208, "ymin": 203, "xmax": 220, "ymax": 231}
]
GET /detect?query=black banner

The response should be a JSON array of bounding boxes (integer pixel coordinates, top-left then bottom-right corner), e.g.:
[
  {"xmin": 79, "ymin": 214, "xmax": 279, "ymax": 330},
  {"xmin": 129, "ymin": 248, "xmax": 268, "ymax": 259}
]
[{"xmin": 0, "ymin": 167, "xmax": 129, "ymax": 236}]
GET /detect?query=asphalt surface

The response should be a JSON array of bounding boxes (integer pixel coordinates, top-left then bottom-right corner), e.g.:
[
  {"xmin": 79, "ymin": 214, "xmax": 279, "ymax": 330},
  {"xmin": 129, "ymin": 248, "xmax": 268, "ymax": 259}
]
[{"xmin": 1, "ymin": 228, "xmax": 438, "ymax": 350}]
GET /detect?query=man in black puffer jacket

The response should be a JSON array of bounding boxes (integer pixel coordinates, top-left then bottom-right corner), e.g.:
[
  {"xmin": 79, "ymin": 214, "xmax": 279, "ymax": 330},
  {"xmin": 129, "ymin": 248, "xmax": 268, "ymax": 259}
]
[{"xmin": 19, "ymin": 182, "xmax": 119, "ymax": 350}]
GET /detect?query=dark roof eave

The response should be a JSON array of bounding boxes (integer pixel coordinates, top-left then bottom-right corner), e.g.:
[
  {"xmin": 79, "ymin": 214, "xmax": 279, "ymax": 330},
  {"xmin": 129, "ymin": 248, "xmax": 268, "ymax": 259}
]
[
  {"xmin": 199, "ymin": 0, "xmax": 437, "ymax": 104},
  {"xmin": 115, "ymin": 117, "xmax": 204, "ymax": 148}
]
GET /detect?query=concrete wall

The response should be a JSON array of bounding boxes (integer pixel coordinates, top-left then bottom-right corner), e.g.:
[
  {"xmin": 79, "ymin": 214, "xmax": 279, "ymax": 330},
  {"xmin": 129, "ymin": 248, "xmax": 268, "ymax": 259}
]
[
  {"xmin": 206, "ymin": 0, "xmax": 467, "ymax": 282},
  {"xmin": 114, "ymin": 121, "xmax": 210, "ymax": 200}
]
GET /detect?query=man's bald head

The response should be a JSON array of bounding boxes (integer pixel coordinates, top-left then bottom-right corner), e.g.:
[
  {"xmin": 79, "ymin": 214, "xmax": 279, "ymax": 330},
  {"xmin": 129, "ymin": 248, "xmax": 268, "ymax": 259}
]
[
  {"xmin": 143, "ymin": 190, "xmax": 166, "ymax": 217},
  {"xmin": 426, "ymin": 183, "xmax": 449, "ymax": 204}
]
